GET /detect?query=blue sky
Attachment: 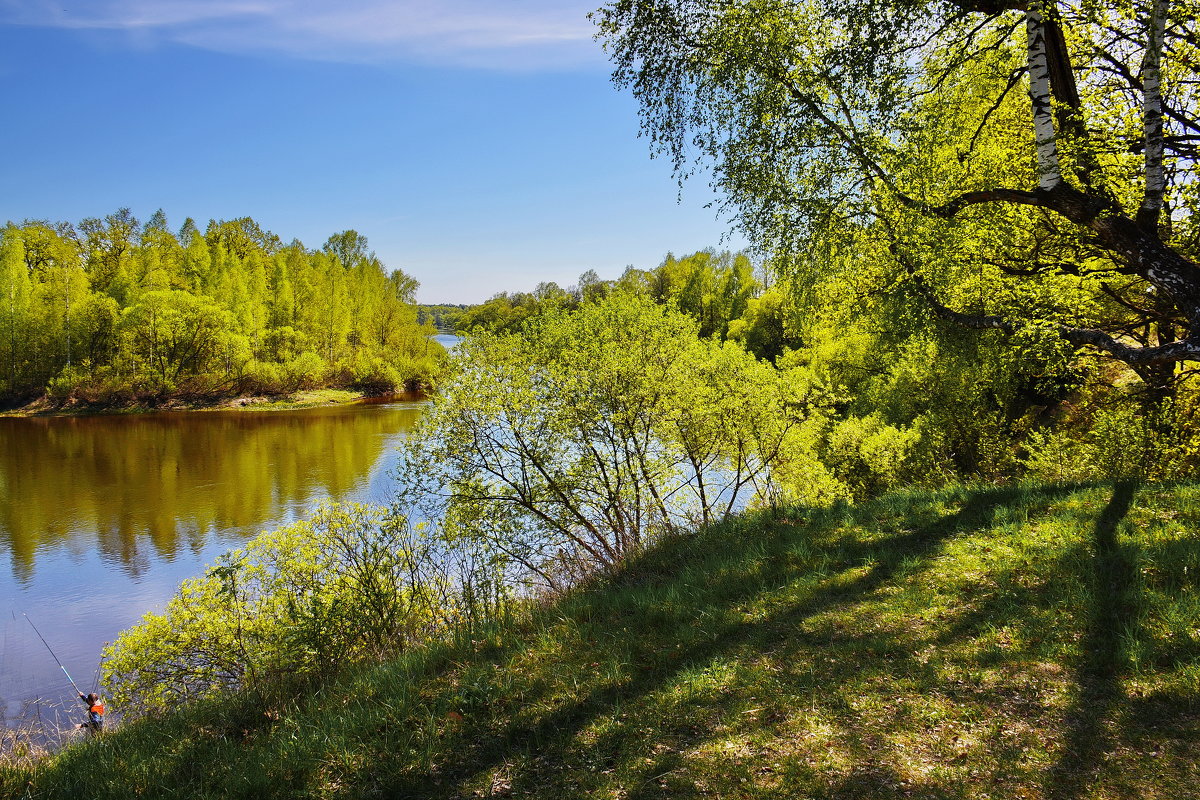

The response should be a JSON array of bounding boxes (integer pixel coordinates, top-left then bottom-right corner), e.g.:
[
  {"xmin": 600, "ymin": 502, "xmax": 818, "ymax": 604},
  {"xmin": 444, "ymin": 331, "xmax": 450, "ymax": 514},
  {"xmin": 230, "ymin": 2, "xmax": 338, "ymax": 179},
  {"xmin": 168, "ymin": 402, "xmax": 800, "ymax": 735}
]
[{"xmin": 0, "ymin": 1, "xmax": 742, "ymax": 303}]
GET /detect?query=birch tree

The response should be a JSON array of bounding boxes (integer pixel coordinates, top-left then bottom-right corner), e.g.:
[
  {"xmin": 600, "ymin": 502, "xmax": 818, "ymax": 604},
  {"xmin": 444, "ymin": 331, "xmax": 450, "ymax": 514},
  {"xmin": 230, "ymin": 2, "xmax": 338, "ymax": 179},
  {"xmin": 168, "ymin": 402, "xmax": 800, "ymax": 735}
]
[
  {"xmin": 0, "ymin": 226, "xmax": 31, "ymax": 392},
  {"xmin": 597, "ymin": 0, "xmax": 1200, "ymax": 390}
]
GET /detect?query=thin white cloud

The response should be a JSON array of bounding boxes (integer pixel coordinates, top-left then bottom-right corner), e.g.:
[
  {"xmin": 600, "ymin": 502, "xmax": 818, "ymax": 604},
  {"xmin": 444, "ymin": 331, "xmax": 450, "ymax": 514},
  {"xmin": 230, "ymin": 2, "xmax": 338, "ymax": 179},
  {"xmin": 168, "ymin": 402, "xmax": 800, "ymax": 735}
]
[
  {"xmin": 0, "ymin": 0, "xmax": 604, "ymax": 69},
  {"xmin": 1, "ymin": 0, "xmax": 272, "ymax": 30}
]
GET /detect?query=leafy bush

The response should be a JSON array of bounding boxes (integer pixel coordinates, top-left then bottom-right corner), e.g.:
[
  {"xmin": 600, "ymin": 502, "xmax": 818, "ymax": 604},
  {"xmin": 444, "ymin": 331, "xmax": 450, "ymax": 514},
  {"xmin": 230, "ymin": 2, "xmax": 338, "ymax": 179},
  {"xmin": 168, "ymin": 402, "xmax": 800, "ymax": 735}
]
[
  {"xmin": 348, "ymin": 352, "xmax": 402, "ymax": 393},
  {"xmin": 103, "ymin": 504, "xmax": 502, "ymax": 715},
  {"xmin": 282, "ymin": 351, "xmax": 326, "ymax": 392},
  {"xmin": 395, "ymin": 293, "xmax": 801, "ymax": 590},
  {"xmin": 821, "ymin": 413, "xmax": 922, "ymax": 498},
  {"xmin": 45, "ymin": 365, "xmax": 136, "ymax": 405},
  {"xmin": 241, "ymin": 360, "xmax": 285, "ymax": 395},
  {"xmin": 45, "ymin": 364, "xmax": 91, "ymax": 400},
  {"xmin": 1024, "ymin": 395, "xmax": 1200, "ymax": 482}
]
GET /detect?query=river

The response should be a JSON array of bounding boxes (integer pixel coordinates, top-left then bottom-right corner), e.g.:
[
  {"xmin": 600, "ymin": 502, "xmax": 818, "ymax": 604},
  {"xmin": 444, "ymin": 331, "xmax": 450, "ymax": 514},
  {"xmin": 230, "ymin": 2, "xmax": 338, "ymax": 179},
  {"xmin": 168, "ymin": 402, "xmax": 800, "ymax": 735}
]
[{"xmin": 0, "ymin": 398, "xmax": 428, "ymax": 733}]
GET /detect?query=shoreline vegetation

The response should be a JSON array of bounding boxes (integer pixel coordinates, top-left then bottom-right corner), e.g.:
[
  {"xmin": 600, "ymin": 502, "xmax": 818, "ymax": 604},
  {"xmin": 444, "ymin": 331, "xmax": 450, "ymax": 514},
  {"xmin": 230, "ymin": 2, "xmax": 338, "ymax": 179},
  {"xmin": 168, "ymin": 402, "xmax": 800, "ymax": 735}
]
[
  {"xmin": 1, "ymin": 214, "xmax": 448, "ymax": 413},
  {"xmin": 3, "ymin": 291, "xmax": 1197, "ymax": 798},
  {"xmin": 9, "ymin": 0, "xmax": 1200, "ymax": 788},
  {"xmin": 0, "ymin": 387, "xmax": 428, "ymax": 418},
  {"xmin": 3, "ymin": 481, "xmax": 1198, "ymax": 799},
  {"xmin": 3, "ymin": 284, "xmax": 1200, "ymax": 798}
]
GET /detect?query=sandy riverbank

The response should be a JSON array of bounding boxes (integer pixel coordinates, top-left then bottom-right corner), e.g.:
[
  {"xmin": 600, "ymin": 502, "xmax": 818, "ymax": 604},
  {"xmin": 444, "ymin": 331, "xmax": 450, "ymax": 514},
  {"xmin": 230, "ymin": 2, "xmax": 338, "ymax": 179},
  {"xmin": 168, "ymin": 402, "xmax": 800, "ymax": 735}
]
[{"xmin": 0, "ymin": 389, "xmax": 426, "ymax": 418}]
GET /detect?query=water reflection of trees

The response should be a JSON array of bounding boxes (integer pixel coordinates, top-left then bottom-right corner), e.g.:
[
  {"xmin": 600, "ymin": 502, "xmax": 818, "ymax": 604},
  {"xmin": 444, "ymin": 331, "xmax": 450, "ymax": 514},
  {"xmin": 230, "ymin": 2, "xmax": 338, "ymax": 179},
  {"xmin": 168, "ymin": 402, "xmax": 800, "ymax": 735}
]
[{"xmin": 0, "ymin": 406, "xmax": 423, "ymax": 581}]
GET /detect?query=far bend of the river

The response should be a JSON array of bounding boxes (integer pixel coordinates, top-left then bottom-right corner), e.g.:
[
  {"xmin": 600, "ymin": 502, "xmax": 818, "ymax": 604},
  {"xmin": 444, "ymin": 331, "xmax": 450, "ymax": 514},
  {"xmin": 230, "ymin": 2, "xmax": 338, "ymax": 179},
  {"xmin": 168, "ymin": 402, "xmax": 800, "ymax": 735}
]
[{"xmin": 0, "ymin": 398, "xmax": 428, "ymax": 731}]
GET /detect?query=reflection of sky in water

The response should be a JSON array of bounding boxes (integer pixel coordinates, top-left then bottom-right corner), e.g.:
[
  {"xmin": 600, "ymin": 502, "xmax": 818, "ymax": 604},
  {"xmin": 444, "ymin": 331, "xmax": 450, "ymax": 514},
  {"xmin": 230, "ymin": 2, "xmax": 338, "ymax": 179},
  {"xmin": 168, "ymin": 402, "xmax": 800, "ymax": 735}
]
[{"xmin": 0, "ymin": 401, "xmax": 424, "ymax": 729}]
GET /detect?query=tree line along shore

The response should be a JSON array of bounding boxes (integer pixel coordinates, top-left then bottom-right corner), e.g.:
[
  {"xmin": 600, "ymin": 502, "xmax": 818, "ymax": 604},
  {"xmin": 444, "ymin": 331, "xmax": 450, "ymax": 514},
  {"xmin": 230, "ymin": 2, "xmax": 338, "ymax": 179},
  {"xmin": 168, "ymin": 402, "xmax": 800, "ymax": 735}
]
[{"xmin": 0, "ymin": 212, "xmax": 447, "ymax": 411}]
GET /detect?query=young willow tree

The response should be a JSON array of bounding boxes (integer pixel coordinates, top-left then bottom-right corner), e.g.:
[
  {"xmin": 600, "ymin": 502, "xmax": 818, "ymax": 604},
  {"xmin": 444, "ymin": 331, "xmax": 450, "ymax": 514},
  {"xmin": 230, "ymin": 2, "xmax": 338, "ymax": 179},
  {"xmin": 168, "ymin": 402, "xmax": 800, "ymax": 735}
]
[
  {"xmin": 394, "ymin": 294, "xmax": 797, "ymax": 590},
  {"xmin": 596, "ymin": 0, "xmax": 1200, "ymax": 391}
]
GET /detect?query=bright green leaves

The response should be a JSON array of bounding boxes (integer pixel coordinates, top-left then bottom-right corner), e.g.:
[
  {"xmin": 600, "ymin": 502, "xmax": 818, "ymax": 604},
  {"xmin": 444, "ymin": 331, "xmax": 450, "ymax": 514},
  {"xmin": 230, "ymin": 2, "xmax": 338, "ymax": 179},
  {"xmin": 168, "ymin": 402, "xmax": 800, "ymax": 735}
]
[
  {"xmin": 118, "ymin": 290, "xmax": 236, "ymax": 389},
  {"xmin": 0, "ymin": 214, "xmax": 442, "ymax": 403},
  {"xmin": 396, "ymin": 293, "xmax": 801, "ymax": 589},
  {"xmin": 0, "ymin": 227, "xmax": 32, "ymax": 393},
  {"xmin": 458, "ymin": 251, "xmax": 798, "ymax": 364},
  {"xmin": 598, "ymin": 0, "xmax": 936, "ymax": 262},
  {"xmin": 599, "ymin": 0, "xmax": 1200, "ymax": 383},
  {"xmin": 103, "ymin": 504, "xmax": 488, "ymax": 714}
]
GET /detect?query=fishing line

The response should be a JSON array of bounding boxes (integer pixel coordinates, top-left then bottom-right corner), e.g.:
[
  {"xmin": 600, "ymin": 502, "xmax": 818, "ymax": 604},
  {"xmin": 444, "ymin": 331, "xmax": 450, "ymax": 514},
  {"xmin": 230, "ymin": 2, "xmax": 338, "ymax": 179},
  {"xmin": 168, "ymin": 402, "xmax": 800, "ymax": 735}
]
[
  {"xmin": 90, "ymin": 652, "xmax": 106, "ymax": 695},
  {"xmin": 23, "ymin": 613, "xmax": 83, "ymax": 696}
]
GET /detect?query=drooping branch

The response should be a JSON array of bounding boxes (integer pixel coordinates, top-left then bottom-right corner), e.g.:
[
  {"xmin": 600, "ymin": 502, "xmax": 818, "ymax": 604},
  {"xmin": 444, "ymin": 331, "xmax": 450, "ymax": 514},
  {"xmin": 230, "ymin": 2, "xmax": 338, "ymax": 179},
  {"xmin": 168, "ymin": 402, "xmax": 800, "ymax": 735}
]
[
  {"xmin": 898, "ymin": 245, "xmax": 1200, "ymax": 366},
  {"xmin": 962, "ymin": 67, "xmax": 1027, "ymax": 159}
]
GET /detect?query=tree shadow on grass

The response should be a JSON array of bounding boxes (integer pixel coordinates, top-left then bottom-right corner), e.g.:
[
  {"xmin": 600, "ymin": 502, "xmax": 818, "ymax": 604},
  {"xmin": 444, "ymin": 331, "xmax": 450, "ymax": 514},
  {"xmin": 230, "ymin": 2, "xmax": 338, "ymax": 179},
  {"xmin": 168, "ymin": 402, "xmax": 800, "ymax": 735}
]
[
  {"xmin": 1042, "ymin": 480, "xmax": 1137, "ymax": 800},
  {"xmin": 370, "ymin": 483, "xmax": 1084, "ymax": 799},
  {"xmin": 39, "ymin": 481, "xmax": 1151, "ymax": 800}
]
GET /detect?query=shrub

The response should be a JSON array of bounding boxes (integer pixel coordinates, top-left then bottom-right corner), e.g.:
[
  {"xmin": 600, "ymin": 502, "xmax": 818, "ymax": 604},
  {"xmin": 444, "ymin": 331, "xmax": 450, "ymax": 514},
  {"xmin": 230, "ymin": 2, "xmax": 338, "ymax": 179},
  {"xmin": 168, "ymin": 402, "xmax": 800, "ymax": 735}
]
[
  {"xmin": 103, "ymin": 504, "xmax": 502, "ymax": 715},
  {"xmin": 282, "ymin": 352, "xmax": 326, "ymax": 392},
  {"xmin": 348, "ymin": 352, "xmax": 401, "ymax": 394},
  {"xmin": 821, "ymin": 413, "xmax": 921, "ymax": 498},
  {"xmin": 241, "ymin": 360, "xmax": 285, "ymax": 395},
  {"xmin": 395, "ymin": 294, "xmax": 799, "ymax": 590}
]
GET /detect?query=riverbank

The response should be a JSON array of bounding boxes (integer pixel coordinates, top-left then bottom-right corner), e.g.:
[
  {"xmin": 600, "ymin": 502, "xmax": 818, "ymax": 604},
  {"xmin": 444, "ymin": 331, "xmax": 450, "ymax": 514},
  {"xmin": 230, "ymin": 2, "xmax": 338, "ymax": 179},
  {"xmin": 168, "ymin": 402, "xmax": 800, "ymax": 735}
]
[
  {"xmin": 0, "ymin": 388, "xmax": 427, "ymax": 418},
  {"xmin": 0, "ymin": 400, "xmax": 425, "ymax": 741},
  {"xmin": 5, "ymin": 481, "xmax": 1198, "ymax": 799}
]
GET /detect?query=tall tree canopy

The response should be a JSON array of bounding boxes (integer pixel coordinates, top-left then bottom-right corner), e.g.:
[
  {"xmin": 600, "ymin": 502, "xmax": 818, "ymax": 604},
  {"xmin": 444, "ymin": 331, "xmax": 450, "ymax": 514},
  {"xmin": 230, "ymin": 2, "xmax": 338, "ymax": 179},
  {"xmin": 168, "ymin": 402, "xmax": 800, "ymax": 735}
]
[{"xmin": 597, "ymin": 0, "xmax": 1200, "ymax": 389}]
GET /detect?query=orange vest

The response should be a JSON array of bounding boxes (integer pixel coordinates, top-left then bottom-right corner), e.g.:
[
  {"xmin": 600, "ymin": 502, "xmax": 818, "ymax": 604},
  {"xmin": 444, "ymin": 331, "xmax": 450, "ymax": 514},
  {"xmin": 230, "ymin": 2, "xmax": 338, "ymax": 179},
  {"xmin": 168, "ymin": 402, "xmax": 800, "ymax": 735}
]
[{"xmin": 90, "ymin": 701, "xmax": 105, "ymax": 715}]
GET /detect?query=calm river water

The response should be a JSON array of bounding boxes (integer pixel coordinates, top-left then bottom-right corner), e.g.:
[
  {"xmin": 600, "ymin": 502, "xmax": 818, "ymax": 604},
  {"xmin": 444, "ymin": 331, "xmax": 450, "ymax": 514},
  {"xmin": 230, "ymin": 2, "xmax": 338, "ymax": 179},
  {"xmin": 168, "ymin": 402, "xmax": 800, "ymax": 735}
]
[{"xmin": 0, "ymin": 398, "xmax": 427, "ymax": 731}]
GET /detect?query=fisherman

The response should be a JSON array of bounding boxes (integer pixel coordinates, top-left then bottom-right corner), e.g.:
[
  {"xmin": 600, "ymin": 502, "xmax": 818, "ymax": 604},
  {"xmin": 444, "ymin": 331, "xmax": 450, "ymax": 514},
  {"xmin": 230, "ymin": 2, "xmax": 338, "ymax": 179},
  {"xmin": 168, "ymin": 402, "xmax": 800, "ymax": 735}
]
[{"xmin": 78, "ymin": 692, "xmax": 104, "ymax": 732}]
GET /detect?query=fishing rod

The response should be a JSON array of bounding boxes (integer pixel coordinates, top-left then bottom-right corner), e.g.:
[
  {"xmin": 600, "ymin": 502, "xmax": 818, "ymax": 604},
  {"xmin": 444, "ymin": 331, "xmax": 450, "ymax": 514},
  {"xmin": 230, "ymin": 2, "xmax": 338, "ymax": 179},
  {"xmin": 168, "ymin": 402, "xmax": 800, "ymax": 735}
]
[{"xmin": 23, "ymin": 613, "xmax": 83, "ymax": 696}]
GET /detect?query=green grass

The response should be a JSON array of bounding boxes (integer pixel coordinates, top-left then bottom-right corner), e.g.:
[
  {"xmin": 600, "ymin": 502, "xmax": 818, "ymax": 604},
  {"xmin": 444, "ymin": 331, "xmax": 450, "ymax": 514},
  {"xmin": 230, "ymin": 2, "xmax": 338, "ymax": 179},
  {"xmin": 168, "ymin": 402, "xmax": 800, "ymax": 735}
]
[
  {"xmin": 4, "ymin": 481, "xmax": 1199, "ymax": 799},
  {"xmin": 215, "ymin": 389, "xmax": 369, "ymax": 411}
]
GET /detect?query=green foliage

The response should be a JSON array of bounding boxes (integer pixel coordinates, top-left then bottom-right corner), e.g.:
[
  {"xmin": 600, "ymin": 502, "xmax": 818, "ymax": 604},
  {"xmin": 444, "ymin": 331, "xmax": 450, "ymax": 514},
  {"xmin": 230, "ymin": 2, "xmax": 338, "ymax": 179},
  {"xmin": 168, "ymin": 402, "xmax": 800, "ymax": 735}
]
[
  {"xmin": 1024, "ymin": 393, "xmax": 1200, "ymax": 482},
  {"xmin": 764, "ymin": 267, "xmax": 1154, "ymax": 487},
  {"xmin": 725, "ymin": 283, "xmax": 795, "ymax": 362},
  {"xmin": 102, "ymin": 504, "xmax": 500, "ymax": 716},
  {"xmin": 396, "ymin": 293, "xmax": 802, "ymax": 589},
  {"xmin": 454, "ymin": 251, "xmax": 800, "ymax": 363},
  {"xmin": 0, "ymin": 225, "xmax": 33, "ymax": 395},
  {"xmin": 822, "ymin": 413, "xmax": 922, "ymax": 498},
  {"xmin": 118, "ymin": 290, "xmax": 234, "ymax": 385},
  {"xmin": 595, "ymin": 0, "xmax": 1200, "ymax": 477},
  {"xmin": 283, "ymin": 351, "xmax": 327, "ymax": 391},
  {"xmin": 0, "ymin": 213, "xmax": 443, "ymax": 406},
  {"xmin": 11, "ymin": 483, "xmax": 1200, "ymax": 799},
  {"xmin": 417, "ymin": 303, "xmax": 470, "ymax": 329},
  {"xmin": 346, "ymin": 352, "xmax": 404, "ymax": 394}
]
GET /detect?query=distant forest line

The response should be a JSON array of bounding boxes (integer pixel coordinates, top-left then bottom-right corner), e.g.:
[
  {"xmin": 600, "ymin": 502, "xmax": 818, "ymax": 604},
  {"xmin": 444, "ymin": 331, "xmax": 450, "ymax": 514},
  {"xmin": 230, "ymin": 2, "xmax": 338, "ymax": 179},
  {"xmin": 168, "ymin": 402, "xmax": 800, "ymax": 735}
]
[
  {"xmin": 0, "ymin": 210, "xmax": 445, "ymax": 406},
  {"xmin": 434, "ymin": 251, "xmax": 794, "ymax": 363}
]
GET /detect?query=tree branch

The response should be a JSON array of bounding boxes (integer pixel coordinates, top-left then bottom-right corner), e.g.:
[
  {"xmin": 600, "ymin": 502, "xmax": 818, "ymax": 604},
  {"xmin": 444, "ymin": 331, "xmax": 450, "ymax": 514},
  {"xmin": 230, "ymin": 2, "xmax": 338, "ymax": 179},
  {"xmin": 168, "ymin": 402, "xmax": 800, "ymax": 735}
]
[{"xmin": 901, "ymin": 247, "xmax": 1200, "ymax": 365}]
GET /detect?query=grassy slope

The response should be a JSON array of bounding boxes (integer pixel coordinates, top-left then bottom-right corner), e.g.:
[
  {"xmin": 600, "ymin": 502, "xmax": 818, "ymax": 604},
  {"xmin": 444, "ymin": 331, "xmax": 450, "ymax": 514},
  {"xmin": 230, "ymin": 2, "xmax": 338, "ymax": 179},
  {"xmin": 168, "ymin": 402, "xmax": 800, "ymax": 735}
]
[{"xmin": 5, "ymin": 482, "xmax": 1200, "ymax": 799}]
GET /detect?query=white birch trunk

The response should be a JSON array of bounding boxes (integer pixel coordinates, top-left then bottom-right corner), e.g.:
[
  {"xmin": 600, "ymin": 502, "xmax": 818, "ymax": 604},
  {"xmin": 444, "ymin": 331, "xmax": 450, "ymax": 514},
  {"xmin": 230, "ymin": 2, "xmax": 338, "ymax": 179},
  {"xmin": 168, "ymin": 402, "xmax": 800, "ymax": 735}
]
[
  {"xmin": 1026, "ymin": 0, "xmax": 1062, "ymax": 190},
  {"xmin": 1139, "ymin": 0, "xmax": 1168, "ymax": 226}
]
